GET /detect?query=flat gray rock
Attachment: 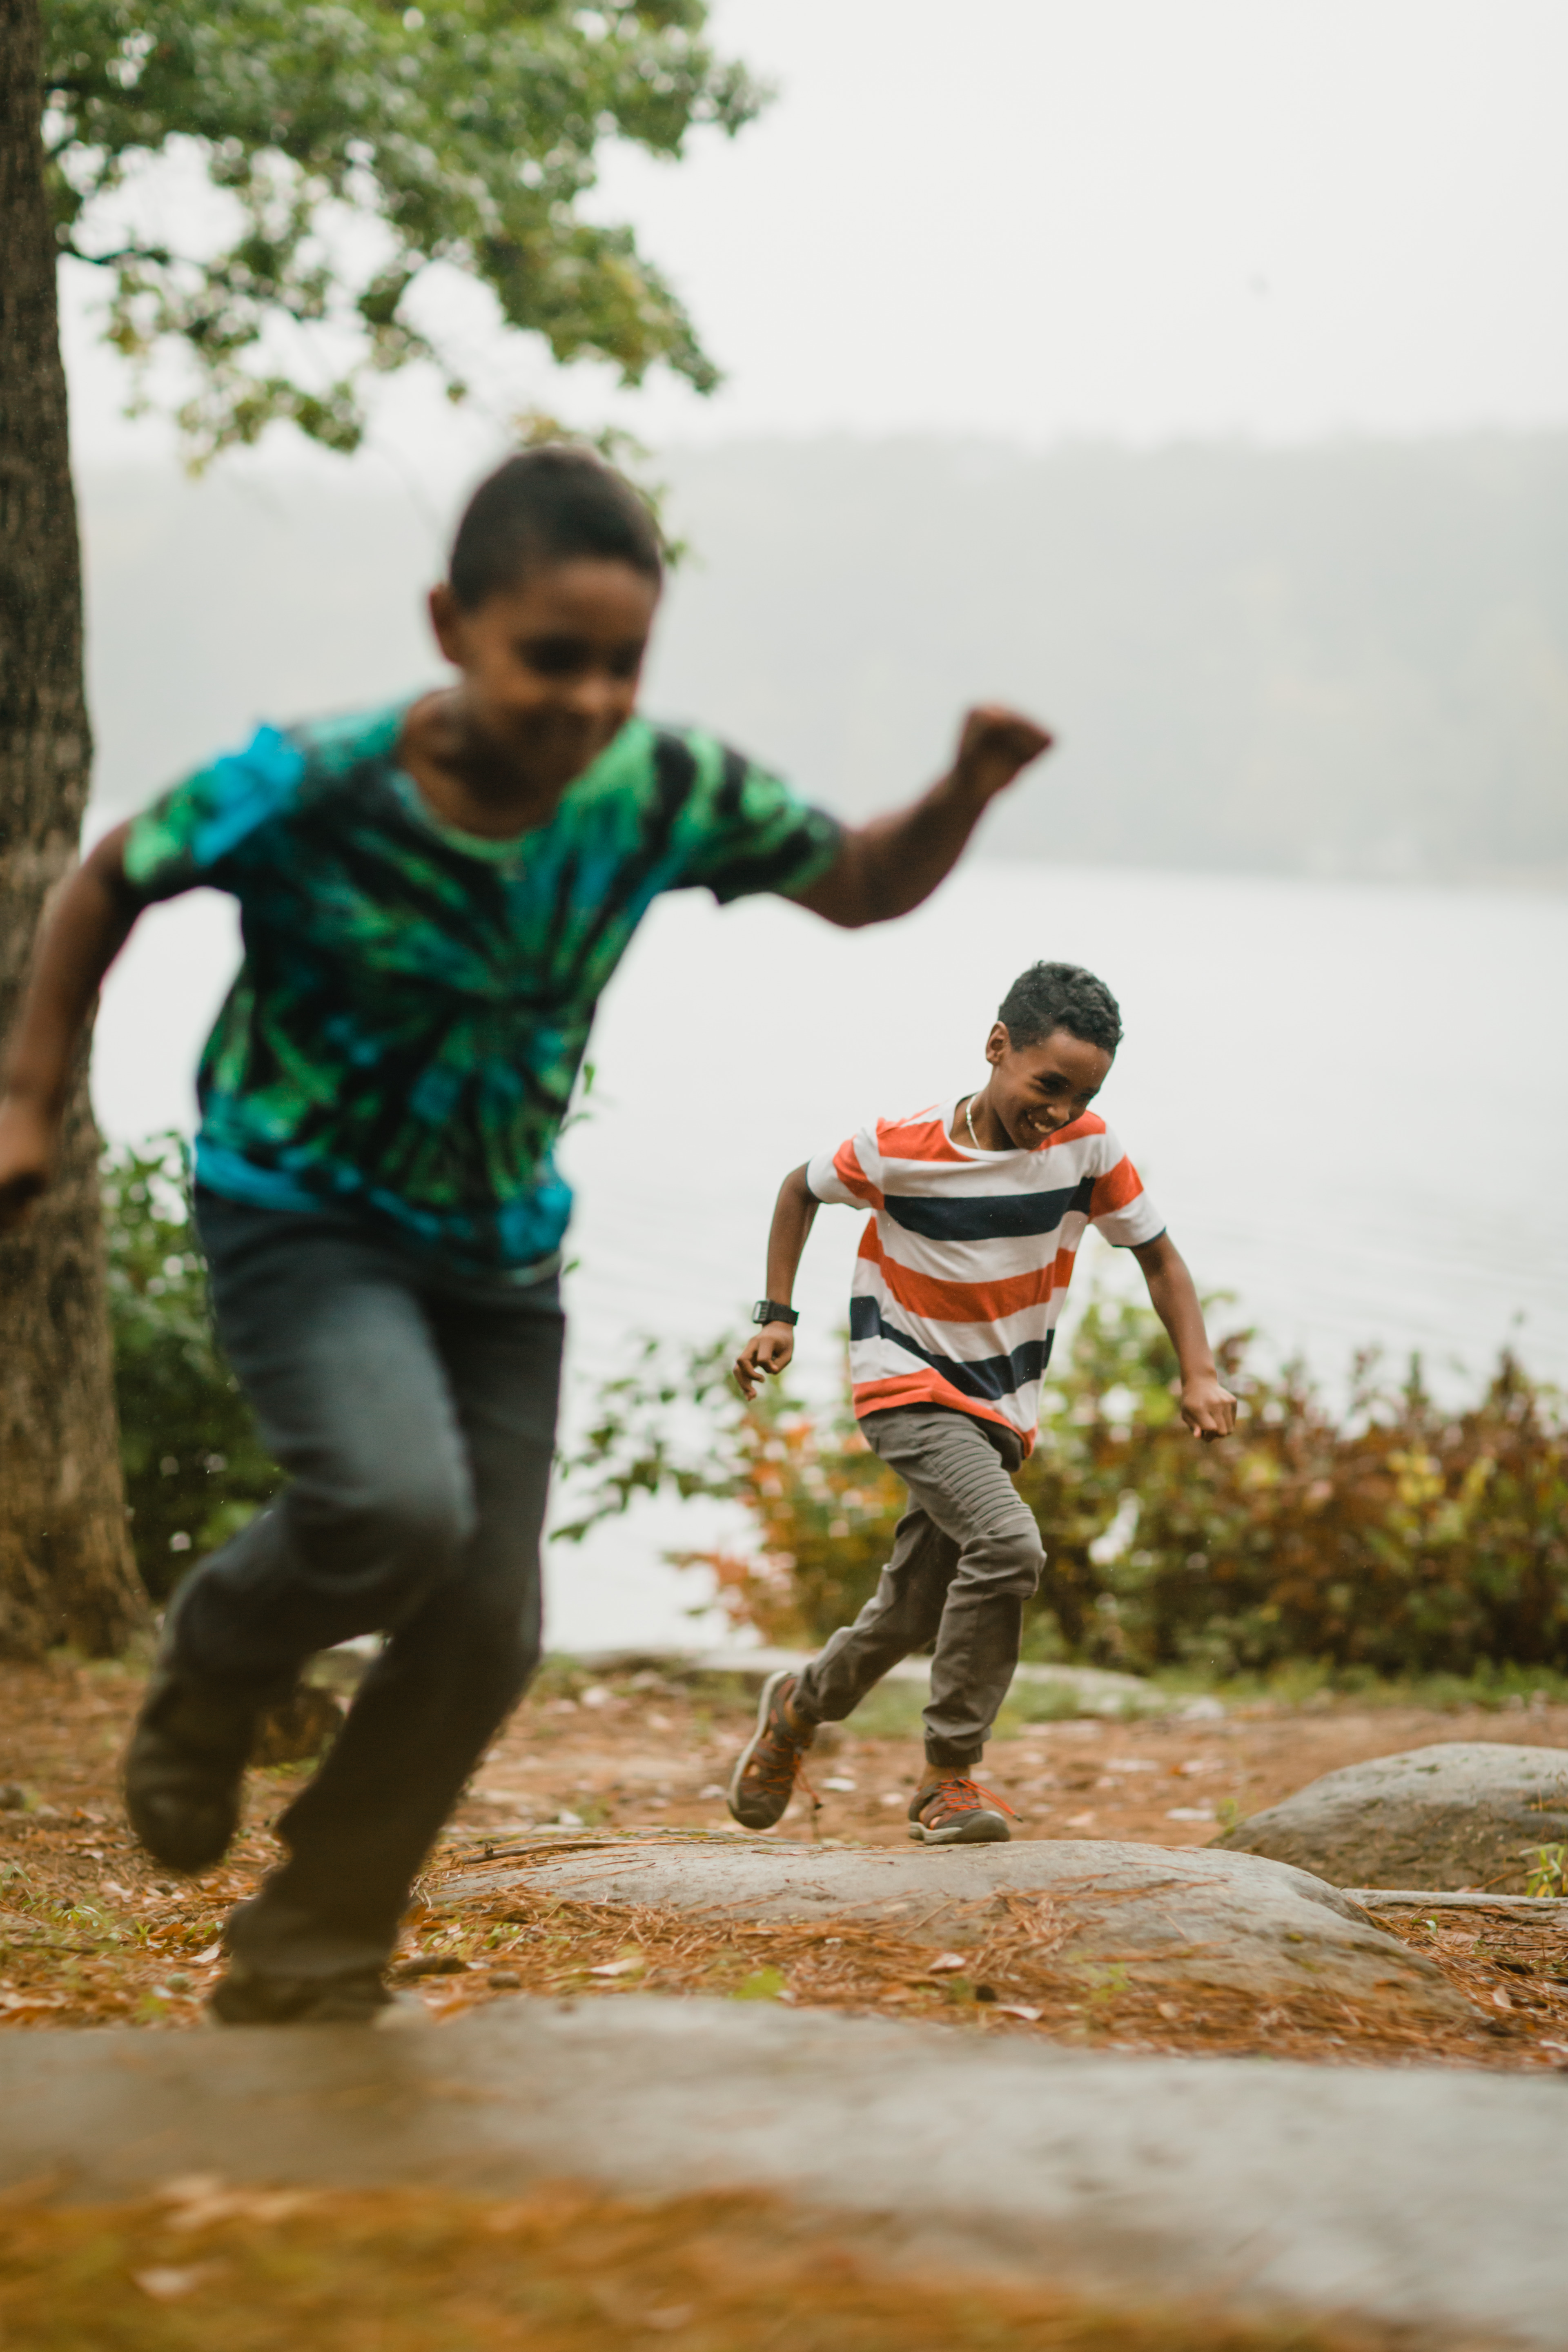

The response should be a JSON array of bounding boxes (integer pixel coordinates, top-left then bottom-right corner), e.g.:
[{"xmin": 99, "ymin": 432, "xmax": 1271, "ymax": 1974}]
[
  {"xmin": 1216, "ymin": 1742, "xmax": 1568, "ymax": 1892},
  {"xmin": 437, "ymin": 1834, "xmax": 1465, "ymax": 2015},
  {"xmin": 0, "ymin": 2001, "xmax": 1563, "ymax": 2342}
]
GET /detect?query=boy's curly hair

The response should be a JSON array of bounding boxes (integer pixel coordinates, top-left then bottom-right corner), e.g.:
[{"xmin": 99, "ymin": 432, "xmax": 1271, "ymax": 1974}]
[{"xmin": 998, "ymin": 961, "xmax": 1123, "ymax": 1054}]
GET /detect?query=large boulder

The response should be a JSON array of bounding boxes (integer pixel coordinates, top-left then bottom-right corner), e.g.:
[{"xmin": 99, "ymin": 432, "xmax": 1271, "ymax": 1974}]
[
  {"xmin": 0, "ymin": 2005, "xmax": 1564, "ymax": 2343},
  {"xmin": 1, "ymin": 2006, "xmax": 1566, "ymax": 2342},
  {"xmin": 435, "ymin": 1833, "xmax": 1467, "ymax": 2020},
  {"xmin": 1215, "ymin": 1742, "xmax": 1568, "ymax": 1893}
]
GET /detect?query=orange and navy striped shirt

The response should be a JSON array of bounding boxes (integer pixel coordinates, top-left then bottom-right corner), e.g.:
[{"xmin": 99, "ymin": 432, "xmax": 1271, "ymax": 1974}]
[{"xmin": 806, "ymin": 1102, "xmax": 1165, "ymax": 1454}]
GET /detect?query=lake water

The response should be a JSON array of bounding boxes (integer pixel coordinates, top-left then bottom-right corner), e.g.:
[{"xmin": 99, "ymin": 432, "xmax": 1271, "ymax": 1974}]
[{"xmin": 91, "ymin": 857, "xmax": 1568, "ymax": 1652}]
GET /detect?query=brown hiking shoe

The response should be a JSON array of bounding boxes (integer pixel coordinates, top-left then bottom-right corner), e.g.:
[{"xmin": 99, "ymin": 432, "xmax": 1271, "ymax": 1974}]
[
  {"xmin": 726, "ymin": 1669, "xmax": 817, "ymax": 1830},
  {"xmin": 908, "ymin": 1773, "xmax": 1017, "ymax": 1846}
]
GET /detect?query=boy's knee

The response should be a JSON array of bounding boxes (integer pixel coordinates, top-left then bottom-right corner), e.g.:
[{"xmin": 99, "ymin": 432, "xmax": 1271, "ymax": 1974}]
[
  {"xmin": 990, "ymin": 1509, "xmax": 1047, "ymax": 1597},
  {"xmin": 295, "ymin": 1463, "xmax": 476, "ymax": 1599}
]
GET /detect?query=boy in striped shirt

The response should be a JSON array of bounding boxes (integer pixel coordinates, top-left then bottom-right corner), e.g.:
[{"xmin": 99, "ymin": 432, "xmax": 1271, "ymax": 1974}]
[{"xmin": 727, "ymin": 960, "xmax": 1235, "ymax": 1846}]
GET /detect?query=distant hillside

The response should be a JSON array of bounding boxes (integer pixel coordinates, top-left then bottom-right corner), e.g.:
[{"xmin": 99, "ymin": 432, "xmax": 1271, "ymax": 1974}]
[{"xmin": 82, "ymin": 433, "xmax": 1568, "ymax": 883}]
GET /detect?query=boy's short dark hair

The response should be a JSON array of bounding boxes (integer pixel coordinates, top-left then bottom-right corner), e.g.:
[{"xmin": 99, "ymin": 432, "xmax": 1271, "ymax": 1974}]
[
  {"xmin": 449, "ymin": 446, "xmax": 664, "ymax": 610},
  {"xmin": 998, "ymin": 961, "xmax": 1123, "ymax": 1054}
]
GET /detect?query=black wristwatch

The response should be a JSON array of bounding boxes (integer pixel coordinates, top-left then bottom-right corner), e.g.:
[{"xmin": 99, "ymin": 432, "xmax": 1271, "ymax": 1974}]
[{"xmin": 751, "ymin": 1299, "xmax": 799, "ymax": 1328}]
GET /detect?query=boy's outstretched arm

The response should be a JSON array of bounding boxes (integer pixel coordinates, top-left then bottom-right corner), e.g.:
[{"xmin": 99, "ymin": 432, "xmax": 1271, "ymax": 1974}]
[
  {"xmin": 793, "ymin": 706, "xmax": 1051, "ymax": 929},
  {"xmin": 733, "ymin": 1163, "xmax": 819, "ymax": 1399},
  {"xmin": 1130, "ymin": 1233, "xmax": 1238, "ymax": 1443},
  {"xmin": 0, "ymin": 822, "xmax": 138, "ymax": 1230}
]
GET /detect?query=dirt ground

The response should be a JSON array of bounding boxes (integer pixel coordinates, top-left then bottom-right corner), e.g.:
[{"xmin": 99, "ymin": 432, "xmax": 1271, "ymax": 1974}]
[{"xmin": 1, "ymin": 1655, "xmax": 1566, "ymax": 2071}]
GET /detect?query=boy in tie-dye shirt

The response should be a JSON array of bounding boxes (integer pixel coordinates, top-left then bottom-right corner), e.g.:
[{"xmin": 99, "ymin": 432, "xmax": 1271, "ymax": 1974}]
[{"xmin": 0, "ymin": 446, "xmax": 1051, "ymax": 2021}]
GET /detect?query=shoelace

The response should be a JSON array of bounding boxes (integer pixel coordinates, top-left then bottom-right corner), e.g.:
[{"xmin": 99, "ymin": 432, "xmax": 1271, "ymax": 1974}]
[
  {"xmin": 743, "ymin": 1713, "xmax": 818, "ymax": 1802},
  {"xmin": 921, "ymin": 1775, "xmax": 1018, "ymax": 1822}
]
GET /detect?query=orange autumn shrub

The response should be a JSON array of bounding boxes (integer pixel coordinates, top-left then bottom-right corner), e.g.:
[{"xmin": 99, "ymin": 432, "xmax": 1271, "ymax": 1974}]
[{"xmin": 559, "ymin": 1307, "xmax": 1568, "ymax": 1677}]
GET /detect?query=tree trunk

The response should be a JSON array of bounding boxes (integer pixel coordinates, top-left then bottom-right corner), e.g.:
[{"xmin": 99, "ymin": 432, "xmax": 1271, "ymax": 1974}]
[{"xmin": 0, "ymin": 0, "xmax": 145, "ymax": 1655}]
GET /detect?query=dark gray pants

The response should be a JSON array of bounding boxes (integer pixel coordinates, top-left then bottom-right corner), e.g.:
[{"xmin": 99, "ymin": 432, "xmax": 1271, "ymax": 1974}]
[
  {"xmin": 176, "ymin": 1193, "xmax": 564, "ymax": 1977},
  {"xmin": 794, "ymin": 1405, "xmax": 1045, "ymax": 1769}
]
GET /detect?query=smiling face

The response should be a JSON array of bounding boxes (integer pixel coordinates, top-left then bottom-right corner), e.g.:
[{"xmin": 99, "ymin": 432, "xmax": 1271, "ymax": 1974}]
[
  {"xmin": 980, "ymin": 1021, "xmax": 1114, "ymax": 1148},
  {"xmin": 429, "ymin": 555, "xmax": 660, "ymax": 801}
]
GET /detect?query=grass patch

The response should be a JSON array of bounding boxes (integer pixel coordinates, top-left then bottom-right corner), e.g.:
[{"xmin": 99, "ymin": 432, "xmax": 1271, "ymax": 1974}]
[
  {"xmin": 842, "ymin": 1685, "xmax": 930, "ymax": 1741},
  {"xmin": 1146, "ymin": 1659, "xmax": 1568, "ymax": 1714}
]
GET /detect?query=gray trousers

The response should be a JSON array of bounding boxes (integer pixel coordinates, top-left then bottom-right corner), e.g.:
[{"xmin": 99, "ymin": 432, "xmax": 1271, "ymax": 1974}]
[
  {"xmin": 795, "ymin": 1405, "xmax": 1045, "ymax": 1769},
  {"xmin": 177, "ymin": 1192, "xmax": 564, "ymax": 1978}
]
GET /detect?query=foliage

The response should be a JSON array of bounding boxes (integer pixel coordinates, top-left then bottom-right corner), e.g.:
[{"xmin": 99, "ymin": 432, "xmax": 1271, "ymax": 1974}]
[
  {"xmin": 556, "ymin": 1334, "xmax": 907, "ymax": 1644},
  {"xmin": 103, "ymin": 1135, "xmax": 277, "ymax": 1599},
  {"xmin": 42, "ymin": 0, "xmax": 764, "ymax": 463},
  {"xmin": 559, "ymin": 1301, "xmax": 1568, "ymax": 1676}
]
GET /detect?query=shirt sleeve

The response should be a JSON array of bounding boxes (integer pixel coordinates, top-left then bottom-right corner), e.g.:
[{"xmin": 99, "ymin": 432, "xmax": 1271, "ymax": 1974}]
[
  {"xmin": 806, "ymin": 1129, "xmax": 882, "ymax": 1209},
  {"xmin": 120, "ymin": 724, "xmax": 306, "ymax": 908},
  {"xmin": 1087, "ymin": 1125, "xmax": 1166, "ymax": 1248},
  {"xmin": 674, "ymin": 737, "xmax": 843, "ymax": 906}
]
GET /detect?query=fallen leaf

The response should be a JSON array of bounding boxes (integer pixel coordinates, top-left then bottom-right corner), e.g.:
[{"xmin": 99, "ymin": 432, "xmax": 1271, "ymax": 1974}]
[
  {"xmin": 1492, "ymin": 1988, "xmax": 1513, "ymax": 2011},
  {"xmin": 993, "ymin": 2004, "xmax": 1042, "ymax": 2022},
  {"xmin": 133, "ymin": 2265, "xmax": 217, "ymax": 2301},
  {"xmin": 588, "ymin": 1956, "xmax": 643, "ymax": 1978},
  {"xmin": 925, "ymin": 1953, "xmax": 968, "ymax": 1974},
  {"xmin": 190, "ymin": 1943, "xmax": 223, "ymax": 1965}
]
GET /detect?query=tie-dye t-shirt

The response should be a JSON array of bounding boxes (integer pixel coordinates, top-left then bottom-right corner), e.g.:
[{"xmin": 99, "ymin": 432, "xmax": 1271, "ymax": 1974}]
[{"xmin": 120, "ymin": 701, "xmax": 842, "ymax": 1273}]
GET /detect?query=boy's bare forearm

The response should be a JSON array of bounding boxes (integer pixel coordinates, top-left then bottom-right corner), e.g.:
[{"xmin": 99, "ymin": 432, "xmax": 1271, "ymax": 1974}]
[
  {"xmin": 794, "ymin": 706, "xmax": 1051, "ymax": 930},
  {"xmin": 734, "ymin": 1165, "xmax": 819, "ymax": 1397},
  {"xmin": 1131, "ymin": 1233, "xmax": 1236, "ymax": 1441},
  {"xmin": 764, "ymin": 1164, "xmax": 820, "ymax": 1305},
  {"xmin": 1136, "ymin": 1241, "xmax": 1214, "ymax": 1380},
  {"xmin": 2, "ymin": 827, "xmax": 138, "ymax": 1115}
]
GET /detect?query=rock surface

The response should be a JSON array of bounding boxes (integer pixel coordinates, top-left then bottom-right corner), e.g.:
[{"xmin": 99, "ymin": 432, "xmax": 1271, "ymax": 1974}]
[
  {"xmin": 1216, "ymin": 1741, "xmax": 1568, "ymax": 1892},
  {"xmin": 436, "ymin": 1834, "xmax": 1465, "ymax": 2016},
  {"xmin": 1, "ymin": 2001, "xmax": 1564, "ymax": 2342}
]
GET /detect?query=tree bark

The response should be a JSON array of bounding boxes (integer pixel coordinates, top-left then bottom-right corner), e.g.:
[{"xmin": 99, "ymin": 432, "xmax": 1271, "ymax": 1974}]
[{"xmin": 0, "ymin": 0, "xmax": 145, "ymax": 1655}]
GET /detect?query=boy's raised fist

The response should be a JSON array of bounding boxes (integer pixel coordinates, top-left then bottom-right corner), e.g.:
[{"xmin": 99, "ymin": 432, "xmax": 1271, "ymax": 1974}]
[{"xmin": 953, "ymin": 706, "xmax": 1054, "ymax": 798}]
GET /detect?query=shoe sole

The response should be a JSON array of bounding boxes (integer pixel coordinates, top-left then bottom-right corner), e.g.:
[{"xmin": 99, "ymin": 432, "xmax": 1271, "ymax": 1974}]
[
  {"xmin": 907, "ymin": 1811, "xmax": 1012, "ymax": 1845},
  {"xmin": 726, "ymin": 1667, "xmax": 802, "ymax": 1830}
]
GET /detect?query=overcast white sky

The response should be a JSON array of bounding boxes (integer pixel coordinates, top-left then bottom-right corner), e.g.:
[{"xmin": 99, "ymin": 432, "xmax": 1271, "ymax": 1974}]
[{"xmin": 64, "ymin": 0, "xmax": 1568, "ymax": 475}]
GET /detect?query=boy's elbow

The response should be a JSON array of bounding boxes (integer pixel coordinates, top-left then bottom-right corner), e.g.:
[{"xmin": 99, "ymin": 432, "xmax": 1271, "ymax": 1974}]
[
  {"xmin": 84, "ymin": 822, "xmax": 136, "ymax": 903},
  {"xmin": 794, "ymin": 838, "xmax": 896, "ymax": 930}
]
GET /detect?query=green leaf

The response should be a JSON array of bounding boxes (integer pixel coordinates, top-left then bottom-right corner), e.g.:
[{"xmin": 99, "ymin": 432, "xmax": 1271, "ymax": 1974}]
[{"xmin": 44, "ymin": 0, "xmax": 766, "ymax": 463}]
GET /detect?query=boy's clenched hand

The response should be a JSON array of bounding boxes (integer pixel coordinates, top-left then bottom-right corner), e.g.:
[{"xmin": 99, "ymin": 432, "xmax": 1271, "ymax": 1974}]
[
  {"xmin": 951, "ymin": 706, "xmax": 1054, "ymax": 802},
  {"xmin": 1180, "ymin": 1370, "xmax": 1238, "ymax": 1443},
  {"xmin": 0, "ymin": 1096, "xmax": 58, "ymax": 1232},
  {"xmin": 734, "ymin": 1324, "xmax": 795, "ymax": 1401}
]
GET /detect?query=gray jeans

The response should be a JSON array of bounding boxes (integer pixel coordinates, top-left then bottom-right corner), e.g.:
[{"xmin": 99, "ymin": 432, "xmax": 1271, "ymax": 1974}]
[
  {"xmin": 176, "ymin": 1192, "xmax": 564, "ymax": 1978},
  {"xmin": 795, "ymin": 1405, "xmax": 1045, "ymax": 1769}
]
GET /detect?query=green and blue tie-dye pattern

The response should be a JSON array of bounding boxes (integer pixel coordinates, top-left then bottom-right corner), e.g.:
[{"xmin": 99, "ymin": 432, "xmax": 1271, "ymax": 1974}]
[{"xmin": 120, "ymin": 700, "xmax": 841, "ymax": 1272}]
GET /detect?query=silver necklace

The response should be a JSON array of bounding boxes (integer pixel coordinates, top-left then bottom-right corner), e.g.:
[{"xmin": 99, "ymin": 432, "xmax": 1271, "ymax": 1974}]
[{"xmin": 964, "ymin": 1093, "xmax": 983, "ymax": 1148}]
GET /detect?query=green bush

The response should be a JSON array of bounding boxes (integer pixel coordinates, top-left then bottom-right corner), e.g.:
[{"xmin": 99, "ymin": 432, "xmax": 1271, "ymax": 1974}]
[
  {"xmin": 103, "ymin": 1136, "xmax": 278, "ymax": 1601},
  {"xmin": 559, "ymin": 1302, "xmax": 1568, "ymax": 1678}
]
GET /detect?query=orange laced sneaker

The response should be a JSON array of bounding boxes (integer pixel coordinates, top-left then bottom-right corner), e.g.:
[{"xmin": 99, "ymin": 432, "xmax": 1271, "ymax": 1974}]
[
  {"xmin": 907, "ymin": 1773, "xmax": 1017, "ymax": 1846},
  {"xmin": 726, "ymin": 1668, "xmax": 817, "ymax": 1830}
]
